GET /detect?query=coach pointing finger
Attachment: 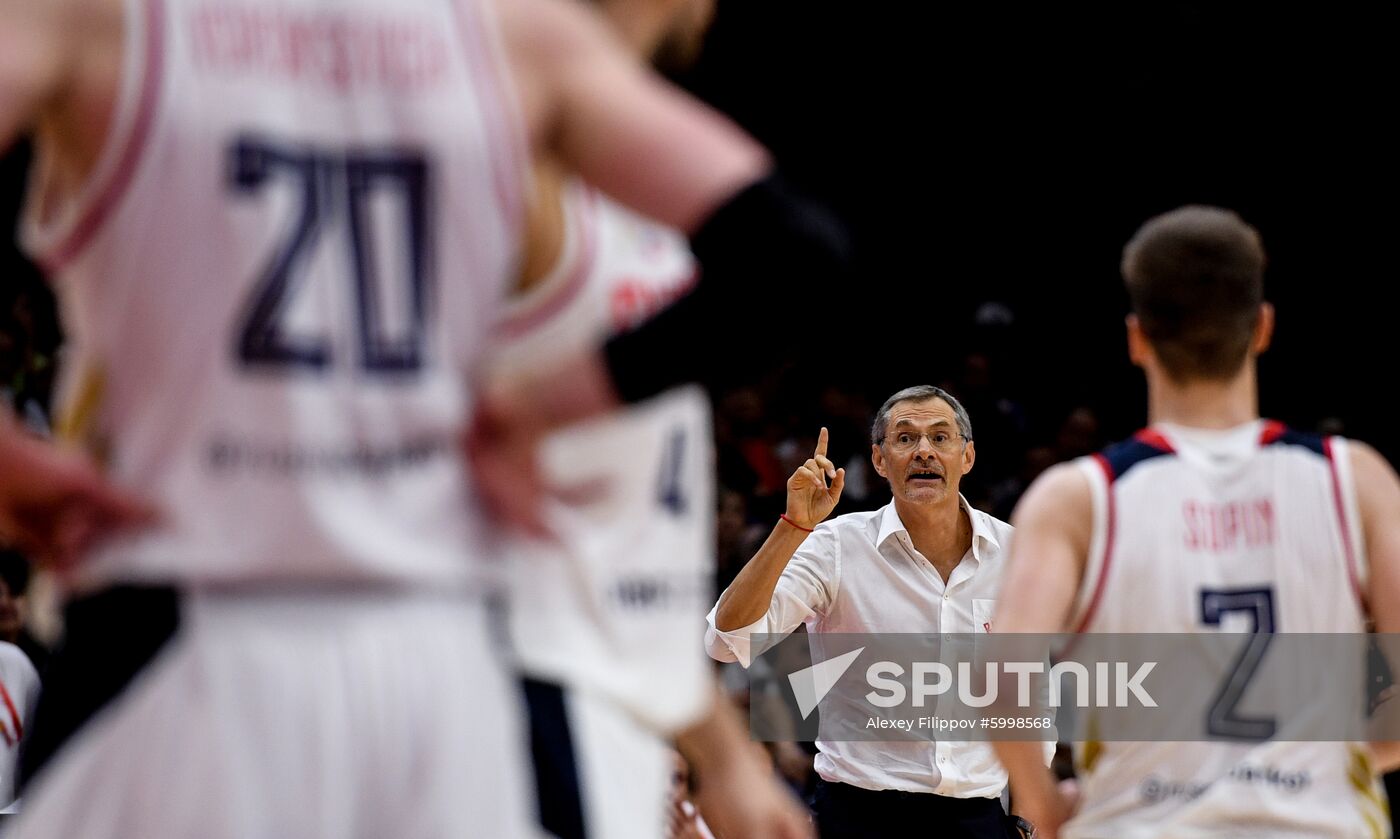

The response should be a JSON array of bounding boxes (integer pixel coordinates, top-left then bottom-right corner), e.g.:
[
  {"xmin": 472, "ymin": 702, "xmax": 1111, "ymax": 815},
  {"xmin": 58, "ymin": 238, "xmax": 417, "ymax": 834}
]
[{"xmin": 706, "ymin": 386, "xmax": 1051, "ymax": 838}]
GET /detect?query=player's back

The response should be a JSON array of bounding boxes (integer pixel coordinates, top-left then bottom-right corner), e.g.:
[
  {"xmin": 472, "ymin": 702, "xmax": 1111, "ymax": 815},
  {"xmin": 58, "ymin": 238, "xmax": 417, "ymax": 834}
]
[
  {"xmin": 21, "ymin": 0, "xmax": 524, "ymax": 587},
  {"xmin": 491, "ymin": 181, "xmax": 714, "ymax": 733},
  {"xmin": 1063, "ymin": 419, "xmax": 1388, "ymax": 838}
]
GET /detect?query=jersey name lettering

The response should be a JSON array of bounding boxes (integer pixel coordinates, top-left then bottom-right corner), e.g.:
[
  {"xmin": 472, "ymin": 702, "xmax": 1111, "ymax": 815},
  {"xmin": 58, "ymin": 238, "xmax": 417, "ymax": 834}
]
[
  {"xmin": 1182, "ymin": 498, "xmax": 1275, "ymax": 552},
  {"xmin": 191, "ymin": 3, "xmax": 451, "ymax": 92}
]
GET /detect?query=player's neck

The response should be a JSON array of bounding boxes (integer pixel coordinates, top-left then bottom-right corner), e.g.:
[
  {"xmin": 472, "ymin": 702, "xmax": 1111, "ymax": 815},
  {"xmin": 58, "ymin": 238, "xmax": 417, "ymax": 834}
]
[
  {"xmin": 896, "ymin": 495, "xmax": 971, "ymax": 581},
  {"xmin": 1146, "ymin": 362, "xmax": 1259, "ymax": 430}
]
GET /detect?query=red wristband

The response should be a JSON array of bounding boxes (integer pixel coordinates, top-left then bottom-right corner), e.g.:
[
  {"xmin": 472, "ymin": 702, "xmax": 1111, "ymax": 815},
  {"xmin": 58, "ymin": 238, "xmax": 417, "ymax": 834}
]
[{"xmin": 779, "ymin": 514, "xmax": 813, "ymax": 533}]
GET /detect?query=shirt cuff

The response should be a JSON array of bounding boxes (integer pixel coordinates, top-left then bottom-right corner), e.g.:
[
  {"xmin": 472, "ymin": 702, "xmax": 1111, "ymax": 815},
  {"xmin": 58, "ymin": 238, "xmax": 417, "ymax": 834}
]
[{"xmin": 704, "ymin": 603, "xmax": 768, "ymax": 668}]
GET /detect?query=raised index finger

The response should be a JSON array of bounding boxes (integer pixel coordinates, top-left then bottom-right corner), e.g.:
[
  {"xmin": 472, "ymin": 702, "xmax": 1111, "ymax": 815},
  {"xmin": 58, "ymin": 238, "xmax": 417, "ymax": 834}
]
[{"xmin": 815, "ymin": 426, "xmax": 829, "ymax": 459}]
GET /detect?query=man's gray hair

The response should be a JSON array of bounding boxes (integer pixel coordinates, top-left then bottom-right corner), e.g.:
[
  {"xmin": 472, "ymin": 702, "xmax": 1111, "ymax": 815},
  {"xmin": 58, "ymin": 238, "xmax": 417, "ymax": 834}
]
[{"xmin": 870, "ymin": 385, "xmax": 973, "ymax": 447}]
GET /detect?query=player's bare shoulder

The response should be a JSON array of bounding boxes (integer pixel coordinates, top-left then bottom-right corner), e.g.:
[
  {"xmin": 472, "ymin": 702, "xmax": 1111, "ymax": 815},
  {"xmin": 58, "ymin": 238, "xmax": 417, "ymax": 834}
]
[
  {"xmin": 486, "ymin": 0, "xmax": 621, "ymax": 154},
  {"xmin": 1348, "ymin": 440, "xmax": 1400, "ymax": 504},
  {"xmin": 0, "ymin": 0, "xmax": 82, "ymax": 139},
  {"xmin": 3, "ymin": 0, "xmax": 125, "ymax": 179},
  {"xmin": 1012, "ymin": 461, "xmax": 1094, "ymax": 547}
]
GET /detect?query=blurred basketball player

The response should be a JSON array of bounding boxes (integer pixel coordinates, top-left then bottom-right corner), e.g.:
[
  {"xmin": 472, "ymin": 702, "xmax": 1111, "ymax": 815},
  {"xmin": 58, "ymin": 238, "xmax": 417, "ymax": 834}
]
[
  {"xmin": 0, "ymin": 0, "xmax": 845, "ymax": 834},
  {"xmin": 991, "ymin": 206, "xmax": 1400, "ymax": 837},
  {"xmin": 493, "ymin": 1, "xmax": 808, "ymax": 836}
]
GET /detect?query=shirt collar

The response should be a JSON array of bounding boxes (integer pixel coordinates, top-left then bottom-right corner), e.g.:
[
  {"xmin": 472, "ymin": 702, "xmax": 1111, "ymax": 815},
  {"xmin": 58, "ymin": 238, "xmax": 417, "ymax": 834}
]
[{"xmin": 877, "ymin": 495, "xmax": 1000, "ymax": 561}]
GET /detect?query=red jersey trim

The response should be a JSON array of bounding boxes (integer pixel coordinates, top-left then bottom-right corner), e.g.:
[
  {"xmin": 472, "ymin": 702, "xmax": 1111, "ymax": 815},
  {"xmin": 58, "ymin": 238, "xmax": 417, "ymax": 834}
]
[
  {"xmin": 1072, "ymin": 453, "xmax": 1117, "ymax": 634},
  {"xmin": 1132, "ymin": 428, "xmax": 1175, "ymax": 453},
  {"xmin": 1259, "ymin": 419, "xmax": 1287, "ymax": 445},
  {"xmin": 1323, "ymin": 437, "xmax": 1368, "ymax": 614},
  {"xmin": 39, "ymin": 0, "xmax": 166, "ymax": 275},
  {"xmin": 0, "ymin": 677, "xmax": 23, "ymax": 743}
]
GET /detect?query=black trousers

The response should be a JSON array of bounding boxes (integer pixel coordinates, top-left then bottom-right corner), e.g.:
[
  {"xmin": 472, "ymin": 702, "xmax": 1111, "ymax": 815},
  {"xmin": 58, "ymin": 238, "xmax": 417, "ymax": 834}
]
[{"xmin": 813, "ymin": 779, "xmax": 1019, "ymax": 839}]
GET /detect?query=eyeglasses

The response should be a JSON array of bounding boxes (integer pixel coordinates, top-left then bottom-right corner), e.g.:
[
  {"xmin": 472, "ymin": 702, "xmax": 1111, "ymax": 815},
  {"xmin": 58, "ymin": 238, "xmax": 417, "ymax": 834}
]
[{"xmin": 880, "ymin": 429, "xmax": 970, "ymax": 454}]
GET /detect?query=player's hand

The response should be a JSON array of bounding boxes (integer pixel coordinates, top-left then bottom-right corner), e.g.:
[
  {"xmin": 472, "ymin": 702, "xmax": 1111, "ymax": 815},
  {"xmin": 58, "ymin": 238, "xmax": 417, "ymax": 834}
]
[
  {"xmin": 0, "ymin": 424, "xmax": 157, "ymax": 569},
  {"xmin": 691, "ymin": 745, "xmax": 813, "ymax": 839},
  {"xmin": 666, "ymin": 797, "xmax": 707, "ymax": 839},
  {"xmin": 467, "ymin": 351, "xmax": 622, "ymax": 539},
  {"xmin": 1014, "ymin": 785, "xmax": 1073, "ymax": 839},
  {"xmin": 784, "ymin": 426, "xmax": 844, "ymax": 530},
  {"xmin": 464, "ymin": 379, "xmax": 552, "ymax": 540}
]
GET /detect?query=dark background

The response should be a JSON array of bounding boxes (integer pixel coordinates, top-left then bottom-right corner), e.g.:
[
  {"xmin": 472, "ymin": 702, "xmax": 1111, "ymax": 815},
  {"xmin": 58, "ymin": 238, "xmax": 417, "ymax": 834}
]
[
  {"xmin": 676, "ymin": 2, "xmax": 1396, "ymax": 456},
  {"xmin": 3, "ymin": 2, "xmax": 1396, "ymax": 473}
]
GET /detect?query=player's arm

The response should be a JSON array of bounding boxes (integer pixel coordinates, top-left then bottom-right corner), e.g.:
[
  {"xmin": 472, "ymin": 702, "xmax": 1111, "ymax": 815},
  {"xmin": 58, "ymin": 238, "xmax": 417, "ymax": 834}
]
[
  {"xmin": 476, "ymin": 0, "xmax": 851, "ymax": 532},
  {"xmin": 1350, "ymin": 442, "xmax": 1400, "ymax": 773},
  {"xmin": 0, "ymin": 0, "xmax": 73, "ymax": 152},
  {"xmin": 495, "ymin": 0, "xmax": 850, "ymax": 404},
  {"xmin": 674, "ymin": 686, "xmax": 813, "ymax": 839},
  {"xmin": 993, "ymin": 463, "xmax": 1091, "ymax": 634},
  {"xmin": 498, "ymin": 0, "xmax": 766, "ymax": 233},
  {"xmin": 714, "ymin": 427, "xmax": 844, "ymax": 631},
  {"xmin": 990, "ymin": 463, "xmax": 1093, "ymax": 839}
]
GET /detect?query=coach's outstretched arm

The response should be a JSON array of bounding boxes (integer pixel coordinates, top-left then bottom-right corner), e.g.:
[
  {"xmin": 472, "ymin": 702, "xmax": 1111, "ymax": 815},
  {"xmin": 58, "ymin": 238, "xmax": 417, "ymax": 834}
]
[
  {"xmin": 699, "ymin": 428, "xmax": 844, "ymax": 667},
  {"xmin": 716, "ymin": 427, "xmax": 843, "ymax": 630}
]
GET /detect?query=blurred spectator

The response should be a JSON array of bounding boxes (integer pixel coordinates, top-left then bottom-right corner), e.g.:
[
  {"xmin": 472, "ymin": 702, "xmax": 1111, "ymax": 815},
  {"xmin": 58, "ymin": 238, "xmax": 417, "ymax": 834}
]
[
  {"xmin": 717, "ymin": 387, "xmax": 787, "ymax": 497},
  {"xmin": 988, "ymin": 444, "xmax": 1060, "ymax": 522},
  {"xmin": 0, "ymin": 285, "xmax": 58, "ymax": 434},
  {"xmin": 943, "ymin": 352, "xmax": 1027, "ymax": 501},
  {"xmin": 0, "ymin": 550, "xmax": 48, "ymax": 672},
  {"xmin": 1054, "ymin": 406, "xmax": 1102, "ymax": 461},
  {"xmin": 716, "ymin": 488, "xmax": 765, "ymax": 594},
  {"xmin": 1318, "ymin": 416, "xmax": 1346, "ymax": 437}
]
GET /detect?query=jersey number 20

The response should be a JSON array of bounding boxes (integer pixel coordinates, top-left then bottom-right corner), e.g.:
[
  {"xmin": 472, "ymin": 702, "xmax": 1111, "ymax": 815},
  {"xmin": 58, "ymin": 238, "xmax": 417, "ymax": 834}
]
[{"xmin": 229, "ymin": 136, "xmax": 431, "ymax": 374}]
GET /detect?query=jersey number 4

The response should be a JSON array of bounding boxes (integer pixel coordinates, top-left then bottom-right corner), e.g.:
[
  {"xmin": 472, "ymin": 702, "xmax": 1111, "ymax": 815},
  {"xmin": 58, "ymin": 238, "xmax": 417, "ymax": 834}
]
[
  {"xmin": 1199, "ymin": 586, "xmax": 1277, "ymax": 741},
  {"xmin": 229, "ymin": 136, "xmax": 431, "ymax": 374},
  {"xmin": 656, "ymin": 427, "xmax": 687, "ymax": 515}
]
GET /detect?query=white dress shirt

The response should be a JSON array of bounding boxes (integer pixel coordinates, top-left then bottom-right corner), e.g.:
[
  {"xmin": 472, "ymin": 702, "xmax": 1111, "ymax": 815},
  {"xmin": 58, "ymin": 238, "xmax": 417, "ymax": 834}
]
[{"xmin": 706, "ymin": 497, "xmax": 1050, "ymax": 798}]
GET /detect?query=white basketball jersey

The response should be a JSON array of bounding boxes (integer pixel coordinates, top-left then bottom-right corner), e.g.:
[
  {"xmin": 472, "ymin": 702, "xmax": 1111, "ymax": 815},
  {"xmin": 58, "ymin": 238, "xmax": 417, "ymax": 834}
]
[
  {"xmin": 21, "ymin": 0, "xmax": 525, "ymax": 588},
  {"xmin": 1063, "ymin": 420, "xmax": 1388, "ymax": 838},
  {"xmin": 491, "ymin": 182, "xmax": 715, "ymax": 733},
  {"xmin": 0, "ymin": 642, "xmax": 39, "ymax": 807}
]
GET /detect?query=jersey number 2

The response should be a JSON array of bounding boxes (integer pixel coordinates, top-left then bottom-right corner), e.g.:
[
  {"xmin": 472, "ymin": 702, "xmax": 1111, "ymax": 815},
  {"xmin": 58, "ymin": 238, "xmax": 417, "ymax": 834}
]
[
  {"xmin": 1199, "ymin": 586, "xmax": 1277, "ymax": 741},
  {"xmin": 229, "ymin": 136, "xmax": 431, "ymax": 374}
]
